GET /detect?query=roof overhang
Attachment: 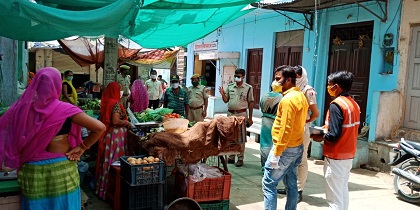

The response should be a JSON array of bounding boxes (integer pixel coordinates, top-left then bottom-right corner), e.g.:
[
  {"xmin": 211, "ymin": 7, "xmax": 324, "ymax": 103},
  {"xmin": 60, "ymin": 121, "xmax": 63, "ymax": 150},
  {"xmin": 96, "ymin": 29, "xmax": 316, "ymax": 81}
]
[{"xmin": 251, "ymin": 0, "xmax": 388, "ymax": 30}]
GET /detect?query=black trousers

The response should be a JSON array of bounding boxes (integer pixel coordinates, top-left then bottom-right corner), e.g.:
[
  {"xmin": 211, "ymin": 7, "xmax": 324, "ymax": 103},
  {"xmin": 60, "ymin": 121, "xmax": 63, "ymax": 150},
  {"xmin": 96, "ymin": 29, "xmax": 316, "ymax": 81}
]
[{"xmin": 148, "ymin": 99, "xmax": 160, "ymax": 109}]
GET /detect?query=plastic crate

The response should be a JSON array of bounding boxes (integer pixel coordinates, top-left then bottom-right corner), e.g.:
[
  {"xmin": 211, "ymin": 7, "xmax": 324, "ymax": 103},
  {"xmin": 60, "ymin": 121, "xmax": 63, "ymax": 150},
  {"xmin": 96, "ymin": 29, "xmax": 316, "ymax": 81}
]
[
  {"xmin": 120, "ymin": 156, "xmax": 165, "ymax": 186},
  {"xmin": 120, "ymin": 179, "xmax": 164, "ymax": 210},
  {"xmin": 199, "ymin": 200, "xmax": 229, "ymax": 210},
  {"xmin": 175, "ymin": 167, "xmax": 231, "ymax": 202}
]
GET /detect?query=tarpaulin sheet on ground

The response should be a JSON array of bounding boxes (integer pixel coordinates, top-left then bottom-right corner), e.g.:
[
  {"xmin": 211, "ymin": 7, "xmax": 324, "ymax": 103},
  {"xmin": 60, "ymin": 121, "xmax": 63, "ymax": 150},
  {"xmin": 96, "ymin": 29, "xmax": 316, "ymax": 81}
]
[{"xmin": 0, "ymin": 0, "xmax": 256, "ymax": 48}]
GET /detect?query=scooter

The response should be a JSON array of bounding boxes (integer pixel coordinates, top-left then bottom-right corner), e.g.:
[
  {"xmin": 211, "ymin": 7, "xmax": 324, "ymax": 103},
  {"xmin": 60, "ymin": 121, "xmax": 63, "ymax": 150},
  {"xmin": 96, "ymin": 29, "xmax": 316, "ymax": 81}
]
[{"xmin": 389, "ymin": 138, "xmax": 420, "ymax": 204}]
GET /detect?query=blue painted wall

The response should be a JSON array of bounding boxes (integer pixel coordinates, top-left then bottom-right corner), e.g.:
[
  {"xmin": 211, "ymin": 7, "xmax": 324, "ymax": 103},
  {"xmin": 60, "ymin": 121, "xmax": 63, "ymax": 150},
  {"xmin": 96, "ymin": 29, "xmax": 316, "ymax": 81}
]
[
  {"xmin": 187, "ymin": 10, "xmax": 306, "ymax": 96},
  {"xmin": 187, "ymin": 0, "xmax": 402, "ymax": 141},
  {"xmin": 306, "ymin": 0, "xmax": 402, "ymax": 141}
]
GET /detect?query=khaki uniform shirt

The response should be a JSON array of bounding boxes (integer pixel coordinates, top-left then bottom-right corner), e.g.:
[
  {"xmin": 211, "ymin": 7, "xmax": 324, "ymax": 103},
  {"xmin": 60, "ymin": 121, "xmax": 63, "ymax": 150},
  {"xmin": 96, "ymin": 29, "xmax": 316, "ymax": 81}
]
[
  {"xmin": 145, "ymin": 79, "xmax": 163, "ymax": 100},
  {"xmin": 117, "ymin": 74, "xmax": 131, "ymax": 95},
  {"xmin": 226, "ymin": 82, "xmax": 254, "ymax": 110},
  {"xmin": 188, "ymin": 85, "xmax": 208, "ymax": 108}
]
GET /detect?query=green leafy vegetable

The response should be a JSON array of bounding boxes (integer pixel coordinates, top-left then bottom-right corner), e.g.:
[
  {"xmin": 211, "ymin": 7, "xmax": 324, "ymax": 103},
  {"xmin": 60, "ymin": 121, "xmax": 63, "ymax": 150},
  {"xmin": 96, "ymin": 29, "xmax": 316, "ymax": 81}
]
[{"xmin": 0, "ymin": 106, "xmax": 9, "ymax": 117}]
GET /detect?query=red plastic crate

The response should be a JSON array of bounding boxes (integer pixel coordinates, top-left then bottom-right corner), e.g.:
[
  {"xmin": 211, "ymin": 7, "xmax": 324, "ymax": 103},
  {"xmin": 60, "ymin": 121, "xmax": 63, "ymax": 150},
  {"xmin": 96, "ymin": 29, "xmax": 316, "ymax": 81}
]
[{"xmin": 175, "ymin": 166, "xmax": 231, "ymax": 202}]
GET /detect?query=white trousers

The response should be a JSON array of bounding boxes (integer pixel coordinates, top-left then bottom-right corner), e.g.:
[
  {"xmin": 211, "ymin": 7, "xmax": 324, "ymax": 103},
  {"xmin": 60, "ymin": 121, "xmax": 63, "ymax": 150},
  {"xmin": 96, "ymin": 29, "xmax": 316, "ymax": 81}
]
[
  {"xmin": 297, "ymin": 124, "xmax": 311, "ymax": 191},
  {"xmin": 323, "ymin": 157, "xmax": 353, "ymax": 210}
]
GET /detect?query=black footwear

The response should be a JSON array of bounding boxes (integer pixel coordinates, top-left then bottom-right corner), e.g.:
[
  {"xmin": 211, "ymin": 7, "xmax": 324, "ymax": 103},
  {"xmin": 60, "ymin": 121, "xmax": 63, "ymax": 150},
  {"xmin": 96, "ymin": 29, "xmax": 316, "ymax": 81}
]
[
  {"xmin": 235, "ymin": 160, "xmax": 244, "ymax": 167},
  {"xmin": 298, "ymin": 191, "xmax": 302, "ymax": 203},
  {"xmin": 277, "ymin": 188, "xmax": 287, "ymax": 195},
  {"xmin": 227, "ymin": 159, "xmax": 235, "ymax": 164}
]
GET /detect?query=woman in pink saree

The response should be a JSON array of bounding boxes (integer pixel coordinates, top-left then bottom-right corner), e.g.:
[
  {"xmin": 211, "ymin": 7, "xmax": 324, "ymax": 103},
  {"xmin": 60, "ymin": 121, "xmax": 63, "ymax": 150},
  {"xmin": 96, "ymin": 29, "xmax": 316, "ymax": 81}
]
[
  {"xmin": 0, "ymin": 67, "xmax": 105, "ymax": 210},
  {"xmin": 128, "ymin": 79, "xmax": 149, "ymax": 112}
]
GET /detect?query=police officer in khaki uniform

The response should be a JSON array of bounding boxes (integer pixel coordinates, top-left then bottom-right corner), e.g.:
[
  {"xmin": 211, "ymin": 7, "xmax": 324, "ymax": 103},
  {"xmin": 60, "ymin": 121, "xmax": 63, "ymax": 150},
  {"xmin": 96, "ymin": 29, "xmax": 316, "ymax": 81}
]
[
  {"xmin": 218, "ymin": 68, "xmax": 254, "ymax": 167},
  {"xmin": 187, "ymin": 74, "xmax": 209, "ymax": 122},
  {"xmin": 117, "ymin": 65, "xmax": 131, "ymax": 108}
]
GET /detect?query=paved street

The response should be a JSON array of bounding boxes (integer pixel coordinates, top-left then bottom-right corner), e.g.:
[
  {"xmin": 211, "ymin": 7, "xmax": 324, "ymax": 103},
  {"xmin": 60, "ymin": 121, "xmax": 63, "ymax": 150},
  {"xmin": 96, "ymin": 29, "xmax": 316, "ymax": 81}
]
[
  {"xmin": 85, "ymin": 139, "xmax": 420, "ymax": 210},
  {"xmin": 228, "ymin": 141, "xmax": 420, "ymax": 210}
]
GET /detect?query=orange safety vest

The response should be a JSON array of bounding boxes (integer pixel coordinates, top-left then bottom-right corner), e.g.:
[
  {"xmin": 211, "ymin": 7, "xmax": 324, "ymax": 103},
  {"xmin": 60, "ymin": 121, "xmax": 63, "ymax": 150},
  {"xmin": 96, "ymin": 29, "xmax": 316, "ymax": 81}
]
[{"xmin": 324, "ymin": 95, "xmax": 361, "ymax": 159}]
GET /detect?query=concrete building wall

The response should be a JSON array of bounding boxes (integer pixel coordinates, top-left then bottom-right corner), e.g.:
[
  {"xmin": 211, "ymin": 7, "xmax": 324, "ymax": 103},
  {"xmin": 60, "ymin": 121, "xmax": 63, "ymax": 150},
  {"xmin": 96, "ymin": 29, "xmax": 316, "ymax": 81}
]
[
  {"xmin": 395, "ymin": 0, "xmax": 420, "ymax": 134},
  {"xmin": 369, "ymin": 0, "xmax": 420, "ymax": 142},
  {"xmin": 187, "ymin": 10, "xmax": 305, "ymax": 95},
  {"xmin": 374, "ymin": 91, "xmax": 402, "ymax": 140},
  {"xmin": 398, "ymin": 0, "xmax": 420, "ymax": 95},
  {"xmin": 0, "ymin": 37, "xmax": 18, "ymax": 106},
  {"xmin": 305, "ymin": 1, "xmax": 402, "ymax": 138},
  {"xmin": 187, "ymin": 1, "xmax": 401, "ymax": 135}
]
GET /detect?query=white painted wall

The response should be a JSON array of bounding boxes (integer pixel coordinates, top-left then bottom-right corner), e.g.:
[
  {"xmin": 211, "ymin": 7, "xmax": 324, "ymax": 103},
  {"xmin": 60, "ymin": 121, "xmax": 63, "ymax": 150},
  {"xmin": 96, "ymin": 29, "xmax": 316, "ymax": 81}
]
[
  {"xmin": 375, "ymin": 91, "xmax": 402, "ymax": 140},
  {"xmin": 373, "ymin": 0, "xmax": 420, "ymax": 139}
]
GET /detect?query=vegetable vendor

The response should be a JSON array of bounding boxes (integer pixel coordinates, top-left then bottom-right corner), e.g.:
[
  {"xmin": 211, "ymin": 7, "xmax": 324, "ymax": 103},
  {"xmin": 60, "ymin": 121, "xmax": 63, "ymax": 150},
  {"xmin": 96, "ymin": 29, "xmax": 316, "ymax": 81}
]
[{"xmin": 60, "ymin": 70, "xmax": 78, "ymax": 105}]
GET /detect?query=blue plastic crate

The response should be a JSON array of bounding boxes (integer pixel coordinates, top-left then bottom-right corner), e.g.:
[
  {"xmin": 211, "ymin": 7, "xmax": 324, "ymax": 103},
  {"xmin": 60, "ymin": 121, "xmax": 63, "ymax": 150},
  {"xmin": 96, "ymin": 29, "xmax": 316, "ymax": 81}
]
[
  {"xmin": 120, "ymin": 179, "xmax": 164, "ymax": 210},
  {"xmin": 120, "ymin": 156, "xmax": 165, "ymax": 186}
]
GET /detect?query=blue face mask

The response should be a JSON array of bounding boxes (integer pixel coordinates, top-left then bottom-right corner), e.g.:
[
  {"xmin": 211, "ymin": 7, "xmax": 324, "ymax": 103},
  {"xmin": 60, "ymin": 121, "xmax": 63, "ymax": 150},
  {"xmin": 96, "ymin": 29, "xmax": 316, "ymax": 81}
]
[{"xmin": 66, "ymin": 76, "xmax": 73, "ymax": 81}]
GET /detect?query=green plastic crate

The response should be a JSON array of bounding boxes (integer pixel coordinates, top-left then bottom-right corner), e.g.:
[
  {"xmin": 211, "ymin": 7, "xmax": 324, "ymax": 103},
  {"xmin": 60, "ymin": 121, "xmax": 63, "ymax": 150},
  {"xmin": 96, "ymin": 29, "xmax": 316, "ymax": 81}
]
[
  {"xmin": 199, "ymin": 200, "xmax": 229, "ymax": 210},
  {"xmin": 0, "ymin": 180, "xmax": 20, "ymax": 194}
]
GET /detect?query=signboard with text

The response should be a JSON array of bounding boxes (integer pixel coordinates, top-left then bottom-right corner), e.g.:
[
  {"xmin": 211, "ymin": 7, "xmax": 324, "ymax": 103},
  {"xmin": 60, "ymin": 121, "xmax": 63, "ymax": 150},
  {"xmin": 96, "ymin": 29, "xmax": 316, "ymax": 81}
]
[
  {"xmin": 194, "ymin": 41, "xmax": 218, "ymax": 51},
  {"xmin": 198, "ymin": 51, "xmax": 218, "ymax": 60}
]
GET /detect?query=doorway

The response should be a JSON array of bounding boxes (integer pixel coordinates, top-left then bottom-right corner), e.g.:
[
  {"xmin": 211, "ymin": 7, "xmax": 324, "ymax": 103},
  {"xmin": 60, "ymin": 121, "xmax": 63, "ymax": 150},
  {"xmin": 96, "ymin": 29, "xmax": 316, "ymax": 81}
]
[
  {"xmin": 193, "ymin": 55, "xmax": 217, "ymax": 95},
  {"xmin": 325, "ymin": 21, "xmax": 373, "ymax": 130},
  {"xmin": 273, "ymin": 30, "xmax": 304, "ymax": 82},
  {"xmin": 246, "ymin": 49, "xmax": 263, "ymax": 109},
  {"xmin": 404, "ymin": 26, "xmax": 420, "ymax": 130}
]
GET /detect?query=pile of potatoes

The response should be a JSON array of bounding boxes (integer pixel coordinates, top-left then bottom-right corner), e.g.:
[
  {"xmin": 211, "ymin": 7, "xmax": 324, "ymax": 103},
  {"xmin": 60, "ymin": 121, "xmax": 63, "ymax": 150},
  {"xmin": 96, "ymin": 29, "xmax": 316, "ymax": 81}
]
[{"xmin": 127, "ymin": 156, "xmax": 160, "ymax": 165}]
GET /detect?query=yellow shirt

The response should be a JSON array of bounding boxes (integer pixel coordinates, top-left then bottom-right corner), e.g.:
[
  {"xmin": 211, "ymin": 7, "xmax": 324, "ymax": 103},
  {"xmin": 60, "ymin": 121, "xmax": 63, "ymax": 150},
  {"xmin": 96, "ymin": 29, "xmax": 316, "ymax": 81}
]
[{"xmin": 271, "ymin": 87, "xmax": 309, "ymax": 156}]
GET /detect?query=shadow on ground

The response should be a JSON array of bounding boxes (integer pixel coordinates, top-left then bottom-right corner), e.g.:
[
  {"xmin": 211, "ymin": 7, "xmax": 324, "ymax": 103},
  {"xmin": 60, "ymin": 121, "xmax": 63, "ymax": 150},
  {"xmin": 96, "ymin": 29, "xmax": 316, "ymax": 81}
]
[{"xmin": 227, "ymin": 146, "xmax": 391, "ymax": 209}]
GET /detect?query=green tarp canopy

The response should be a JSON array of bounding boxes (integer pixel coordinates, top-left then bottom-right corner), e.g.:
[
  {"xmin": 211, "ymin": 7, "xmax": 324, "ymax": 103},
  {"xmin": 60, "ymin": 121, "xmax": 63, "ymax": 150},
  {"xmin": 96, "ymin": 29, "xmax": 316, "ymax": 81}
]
[{"xmin": 0, "ymin": 0, "xmax": 256, "ymax": 48}]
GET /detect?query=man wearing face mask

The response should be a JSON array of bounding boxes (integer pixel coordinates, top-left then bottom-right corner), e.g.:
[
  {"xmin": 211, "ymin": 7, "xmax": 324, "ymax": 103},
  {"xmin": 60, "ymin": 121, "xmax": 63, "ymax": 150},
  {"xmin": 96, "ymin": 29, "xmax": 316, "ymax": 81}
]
[
  {"xmin": 262, "ymin": 65, "xmax": 308, "ymax": 210},
  {"xmin": 145, "ymin": 69, "xmax": 163, "ymax": 109},
  {"xmin": 164, "ymin": 75, "xmax": 190, "ymax": 117},
  {"xmin": 117, "ymin": 65, "xmax": 131, "ymax": 109},
  {"xmin": 187, "ymin": 74, "xmax": 208, "ymax": 122},
  {"xmin": 218, "ymin": 68, "xmax": 254, "ymax": 167},
  {"xmin": 277, "ymin": 66, "xmax": 319, "ymax": 202},
  {"xmin": 311, "ymin": 71, "xmax": 360, "ymax": 210}
]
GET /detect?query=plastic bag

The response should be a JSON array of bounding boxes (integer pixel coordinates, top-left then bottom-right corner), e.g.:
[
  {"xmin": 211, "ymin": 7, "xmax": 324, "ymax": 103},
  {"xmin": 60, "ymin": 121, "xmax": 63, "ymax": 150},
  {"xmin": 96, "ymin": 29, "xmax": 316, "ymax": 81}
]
[
  {"xmin": 188, "ymin": 163, "xmax": 223, "ymax": 183},
  {"xmin": 148, "ymin": 108, "xmax": 173, "ymax": 116}
]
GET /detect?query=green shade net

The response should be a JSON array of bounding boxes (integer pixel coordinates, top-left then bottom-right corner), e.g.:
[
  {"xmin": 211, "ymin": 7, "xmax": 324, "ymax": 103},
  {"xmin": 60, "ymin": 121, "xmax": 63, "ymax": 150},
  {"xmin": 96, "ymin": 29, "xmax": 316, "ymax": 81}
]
[{"xmin": 0, "ymin": 0, "xmax": 256, "ymax": 48}]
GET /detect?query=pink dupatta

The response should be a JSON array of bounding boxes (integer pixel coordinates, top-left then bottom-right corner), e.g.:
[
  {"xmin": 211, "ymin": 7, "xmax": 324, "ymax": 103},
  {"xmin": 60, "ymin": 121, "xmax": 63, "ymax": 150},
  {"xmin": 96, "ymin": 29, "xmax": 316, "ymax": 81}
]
[
  {"xmin": 129, "ymin": 79, "xmax": 149, "ymax": 113},
  {"xmin": 0, "ymin": 67, "xmax": 83, "ymax": 169}
]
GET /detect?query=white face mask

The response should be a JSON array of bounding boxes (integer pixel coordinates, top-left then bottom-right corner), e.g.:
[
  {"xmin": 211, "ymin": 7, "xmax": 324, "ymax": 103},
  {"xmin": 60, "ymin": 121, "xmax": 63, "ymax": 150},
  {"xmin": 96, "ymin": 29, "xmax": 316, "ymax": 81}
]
[
  {"xmin": 120, "ymin": 91, "xmax": 124, "ymax": 98},
  {"xmin": 171, "ymin": 83, "xmax": 179, "ymax": 89},
  {"xmin": 234, "ymin": 76, "xmax": 242, "ymax": 82},
  {"xmin": 151, "ymin": 75, "xmax": 157, "ymax": 79}
]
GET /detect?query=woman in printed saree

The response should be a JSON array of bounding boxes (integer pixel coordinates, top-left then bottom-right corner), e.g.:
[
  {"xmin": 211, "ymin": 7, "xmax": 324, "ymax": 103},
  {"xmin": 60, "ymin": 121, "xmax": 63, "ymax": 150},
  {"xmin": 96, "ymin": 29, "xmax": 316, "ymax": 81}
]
[
  {"xmin": 96, "ymin": 82, "xmax": 130, "ymax": 200},
  {"xmin": 60, "ymin": 70, "xmax": 78, "ymax": 105},
  {"xmin": 0, "ymin": 67, "xmax": 105, "ymax": 210},
  {"xmin": 128, "ymin": 79, "xmax": 149, "ymax": 113}
]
